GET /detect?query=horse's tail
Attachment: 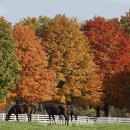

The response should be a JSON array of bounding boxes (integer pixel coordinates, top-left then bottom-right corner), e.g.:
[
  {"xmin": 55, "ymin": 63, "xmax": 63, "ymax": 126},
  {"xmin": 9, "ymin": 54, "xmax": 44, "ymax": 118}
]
[{"xmin": 31, "ymin": 105, "xmax": 36, "ymax": 113}]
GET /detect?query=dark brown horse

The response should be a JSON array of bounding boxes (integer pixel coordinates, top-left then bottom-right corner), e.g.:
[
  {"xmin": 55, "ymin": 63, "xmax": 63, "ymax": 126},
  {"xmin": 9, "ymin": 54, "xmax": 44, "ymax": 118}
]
[
  {"xmin": 39, "ymin": 102, "xmax": 70, "ymax": 125},
  {"xmin": 5, "ymin": 104, "xmax": 36, "ymax": 122}
]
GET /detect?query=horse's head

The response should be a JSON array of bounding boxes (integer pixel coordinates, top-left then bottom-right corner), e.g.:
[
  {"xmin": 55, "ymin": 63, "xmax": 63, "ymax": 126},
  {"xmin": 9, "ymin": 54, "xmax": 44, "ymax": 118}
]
[{"xmin": 5, "ymin": 114, "xmax": 9, "ymax": 121}]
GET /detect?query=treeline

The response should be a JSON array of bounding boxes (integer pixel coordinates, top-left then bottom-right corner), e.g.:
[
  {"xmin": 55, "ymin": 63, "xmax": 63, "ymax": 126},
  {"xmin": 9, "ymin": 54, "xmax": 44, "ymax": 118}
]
[{"xmin": 0, "ymin": 10, "xmax": 130, "ymax": 115}]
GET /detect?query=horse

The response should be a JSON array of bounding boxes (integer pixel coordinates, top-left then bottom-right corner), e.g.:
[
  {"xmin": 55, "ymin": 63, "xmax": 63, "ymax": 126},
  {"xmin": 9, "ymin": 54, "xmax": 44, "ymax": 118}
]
[
  {"xmin": 68, "ymin": 105, "xmax": 78, "ymax": 121},
  {"xmin": 5, "ymin": 103, "xmax": 36, "ymax": 122},
  {"xmin": 39, "ymin": 102, "xmax": 70, "ymax": 125}
]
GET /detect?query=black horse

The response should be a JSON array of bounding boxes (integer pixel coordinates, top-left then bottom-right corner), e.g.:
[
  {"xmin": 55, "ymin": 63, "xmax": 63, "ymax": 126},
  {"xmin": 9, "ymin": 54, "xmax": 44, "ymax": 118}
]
[
  {"xmin": 39, "ymin": 102, "xmax": 70, "ymax": 125},
  {"xmin": 5, "ymin": 103, "xmax": 36, "ymax": 122}
]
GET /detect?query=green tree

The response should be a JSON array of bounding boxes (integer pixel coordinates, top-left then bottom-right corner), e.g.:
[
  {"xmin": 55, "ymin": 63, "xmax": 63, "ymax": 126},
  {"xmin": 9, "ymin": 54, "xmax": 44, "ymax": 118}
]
[
  {"xmin": 18, "ymin": 16, "xmax": 51, "ymax": 37},
  {"xmin": 0, "ymin": 17, "xmax": 20, "ymax": 98},
  {"xmin": 119, "ymin": 9, "xmax": 130, "ymax": 34}
]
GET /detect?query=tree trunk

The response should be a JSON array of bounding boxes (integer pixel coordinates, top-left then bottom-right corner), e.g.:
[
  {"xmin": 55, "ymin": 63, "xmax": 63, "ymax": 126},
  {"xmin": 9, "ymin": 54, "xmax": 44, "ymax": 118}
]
[
  {"xmin": 104, "ymin": 103, "xmax": 109, "ymax": 117},
  {"xmin": 96, "ymin": 106, "xmax": 100, "ymax": 117}
]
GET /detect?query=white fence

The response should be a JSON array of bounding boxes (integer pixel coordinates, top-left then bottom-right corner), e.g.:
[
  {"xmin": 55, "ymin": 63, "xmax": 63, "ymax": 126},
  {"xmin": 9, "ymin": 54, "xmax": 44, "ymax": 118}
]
[
  {"xmin": 97, "ymin": 117, "xmax": 130, "ymax": 123},
  {"xmin": 0, "ymin": 113, "xmax": 130, "ymax": 123}
]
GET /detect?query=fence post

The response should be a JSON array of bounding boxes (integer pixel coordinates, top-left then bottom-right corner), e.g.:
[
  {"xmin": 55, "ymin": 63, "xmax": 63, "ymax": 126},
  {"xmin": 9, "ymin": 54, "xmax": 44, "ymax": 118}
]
[
  {"xmin": 108, "ymin": 117, "xmax": 111, "ymax": 123},
  {"xmin": 26, "ymin": 115, "xmax": 28, "ymax": 121},
  {"xmin": 118, "ymin": 118, "xmax": 121, "ymax": 123},
  {"xmin": 3, "ymin": 113, "xmax": 5, "ymax": 120},
  {"xmin": 98, "ymin": 117, "xmax": 100, "ymax": 122},
  {"xmin": 88, "ymin": 117, "xmax": 90, "ymax": 124},
  {"xmin": 114, "ymin": 117, "xmax": 116, "ymax": 123},
  {"xmin": 14, "ymin": 114, "xmax": 16, "ymax": 121},
  {"xmin": 38, "ymin": 114, "xmax": 39, "ymax": 122}
]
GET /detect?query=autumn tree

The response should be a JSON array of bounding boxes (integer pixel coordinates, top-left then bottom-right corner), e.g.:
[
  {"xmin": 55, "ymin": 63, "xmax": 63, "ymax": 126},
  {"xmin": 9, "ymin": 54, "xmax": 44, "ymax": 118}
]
[
  {"xmin": 40, "ymin": 15, "xmax": 103, "ymax": 106},
  {"xmin": 82, "ymin": 17, "xmax": 130, "ymax": 115},
  {"xmin": 0, "ymin": 17, "xmax": 20, "ymax": 99},
  {"xmin": 107, "ymin": 69, "xmax": 130, "ymax": 108},
  {"xmin": 7, "ymin": 25, "xmax": 56, "ymax": 103}
]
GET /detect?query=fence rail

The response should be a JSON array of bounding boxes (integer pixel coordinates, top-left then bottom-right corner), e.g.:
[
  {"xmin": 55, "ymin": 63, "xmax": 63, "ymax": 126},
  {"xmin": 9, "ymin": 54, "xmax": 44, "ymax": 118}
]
[{"xmin": 0, "ymin": 113, "xmax": 130, "ymax": 123}]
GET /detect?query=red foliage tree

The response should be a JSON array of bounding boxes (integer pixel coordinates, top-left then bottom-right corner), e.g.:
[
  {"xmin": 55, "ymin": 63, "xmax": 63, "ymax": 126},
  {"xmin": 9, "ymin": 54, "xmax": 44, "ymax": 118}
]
[
  {"xmin": 82, "ymin": 17, "xmax": 130, "ymax": 107},
  {"xmin": 107, "ymin": 69, "xmax": 130, "ymax": 108}
]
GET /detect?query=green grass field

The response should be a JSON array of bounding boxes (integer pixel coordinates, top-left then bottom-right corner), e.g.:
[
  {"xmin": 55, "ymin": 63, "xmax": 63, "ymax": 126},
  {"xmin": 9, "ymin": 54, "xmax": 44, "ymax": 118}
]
[{"xmin": 0, "ymin": 121, "xmax": 130, "ymax": 130}]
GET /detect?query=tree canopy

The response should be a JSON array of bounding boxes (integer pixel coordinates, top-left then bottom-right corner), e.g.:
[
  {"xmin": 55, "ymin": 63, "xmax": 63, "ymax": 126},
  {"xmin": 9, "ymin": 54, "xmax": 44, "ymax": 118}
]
[
  {"xmin": 7, "ymin": 25, "xmax": 56, "ymax": 103},
  {"xmin": 0, "ymin": 17, "xmax": 20, "ymax": 99},
  {"xmin": 82, "ymin": 17, "xmax": 130, "ymax": 106},
  {"xmin": 40, "ymin": 15, "xmax": 103, "ymax": 106},
  {"xmin": 18, "ymin": 16, "xmax": 51, "ymax": 37},
  {"xmin": 0, "ymin": 10, "xmax": 130, "ymax": 111}
]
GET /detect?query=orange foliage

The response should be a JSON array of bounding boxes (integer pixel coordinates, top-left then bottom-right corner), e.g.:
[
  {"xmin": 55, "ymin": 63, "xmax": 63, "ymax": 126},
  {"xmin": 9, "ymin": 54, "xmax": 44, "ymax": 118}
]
[
  {"xmin": 41, "ymin": 15, "xmax": 103, "ymax": 106},
  {"xmin": 7, "ymin": 25, "xmax": 56, "ymax": 103}
]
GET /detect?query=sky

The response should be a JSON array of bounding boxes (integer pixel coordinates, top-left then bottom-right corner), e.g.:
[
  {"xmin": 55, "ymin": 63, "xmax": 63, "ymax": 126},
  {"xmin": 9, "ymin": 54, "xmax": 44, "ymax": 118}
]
[{"xmin": 0, "ymin": 0, "xmax": 130, "ymax": 24}]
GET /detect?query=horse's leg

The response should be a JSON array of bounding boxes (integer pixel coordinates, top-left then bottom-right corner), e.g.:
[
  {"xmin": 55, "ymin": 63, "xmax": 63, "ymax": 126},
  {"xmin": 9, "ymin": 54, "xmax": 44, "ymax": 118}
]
[
  {"xmin": 59, "ymin": 115, "xmax": 63, "ymax": 122},
  {"xmin": 30, "ymin": 114, "xmax": 32, "ymax": 122},
  {"xmin": 70, "ymin": 114, "xmax": 73, "ymax": 121},
  {"xmin": 64, "ymin": 115, "xmax": 67, "ymax": 125},
  {"xmin": 27, "ymin": 114, "xmax": 31, "ymax": 122},
  {"xmin": 64, "ymin": 110, "xmax": 69, "ymax": 126},
  {"xmin": 5, "ymin": 114, "xmax": 10, "ymax": 121},
  {"xmin": 63, "ymin": 113, "xmax": 67, "ymax": 125},
  {"xmin": 27, "ymin": 115, "xmax": 29, "ymax": 122},
  {"xmin": 16, "ymin": 114, "xmax": 19, "ymax": 121},
  {"xmin": 61, "ymin": 115, "xmax": 63, "ymax": 122},
  {"xmin": 52, "ymin": 114, "xmax": 56, "ymax": 125},
  {"xmin": 64, "ymin": 115, "xmax": 69, "ymax": 126},
  {"xmin": 49, "ymin": 114, "xmax": 51, "ymax": 125},
  {"xmin": 66, "ymin": 115, "xmax": 69, "ymax": 126},
  {"xmin": 74, "ymin": 114, "xmax": 78, "ymax": 121}
]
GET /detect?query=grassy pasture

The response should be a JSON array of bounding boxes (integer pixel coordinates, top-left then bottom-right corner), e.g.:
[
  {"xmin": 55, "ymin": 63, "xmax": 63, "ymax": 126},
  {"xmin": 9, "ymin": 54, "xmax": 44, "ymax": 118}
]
[{"xmin": 0, "ymin": 121, "xmax": 130, "ymax": 130}]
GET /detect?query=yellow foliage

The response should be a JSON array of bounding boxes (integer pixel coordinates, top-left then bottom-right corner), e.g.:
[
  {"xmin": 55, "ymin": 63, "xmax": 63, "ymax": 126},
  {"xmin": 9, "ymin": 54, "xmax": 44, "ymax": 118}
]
[{"xmin": 73, "ymin": 89, "xmax": 81, "ymax": 97}]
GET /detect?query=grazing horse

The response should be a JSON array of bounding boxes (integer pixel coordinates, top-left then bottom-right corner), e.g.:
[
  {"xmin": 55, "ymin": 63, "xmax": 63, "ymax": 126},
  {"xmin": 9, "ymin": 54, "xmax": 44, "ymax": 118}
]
[
  {"xmin": 5, "ymin": 104, "xmax": 36, "ymax": 122},
  {"xmin": 68, "ymin": 105, "xmax": 78, "ymax": 121},
  {"xmin": 39, "ymin": 102, "xmax": 70, "ymax": 125}
]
